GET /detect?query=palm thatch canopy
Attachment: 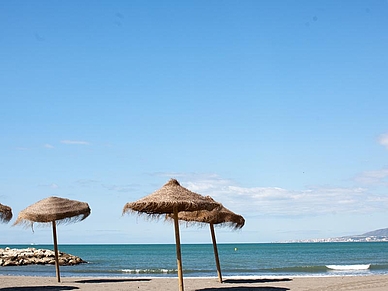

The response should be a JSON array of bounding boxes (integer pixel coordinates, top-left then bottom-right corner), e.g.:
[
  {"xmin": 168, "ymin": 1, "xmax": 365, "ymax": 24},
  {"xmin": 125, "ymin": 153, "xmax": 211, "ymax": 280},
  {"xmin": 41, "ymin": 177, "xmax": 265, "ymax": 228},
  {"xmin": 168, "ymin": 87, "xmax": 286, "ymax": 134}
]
[
  {"xmin": 0, "ymin": 203, "xmax": 12, "ymax": 223},
  {"xmin": 14, "ymin": 196, "xmax": 91, "ymax": 283},
  {"xmin": 123, "ymin": 178, "xmax": 220, "ymax": 216},
  {"xmin": 123, "ymin": 178, "xmax": 220, "ymax": 291},
  {"xmin": 14, "ymin": 196, "xmax": 91, "ymax": 226},
  {"xmin": 169, "ymin": 199, "xmax": 245, "ymax": 229}
]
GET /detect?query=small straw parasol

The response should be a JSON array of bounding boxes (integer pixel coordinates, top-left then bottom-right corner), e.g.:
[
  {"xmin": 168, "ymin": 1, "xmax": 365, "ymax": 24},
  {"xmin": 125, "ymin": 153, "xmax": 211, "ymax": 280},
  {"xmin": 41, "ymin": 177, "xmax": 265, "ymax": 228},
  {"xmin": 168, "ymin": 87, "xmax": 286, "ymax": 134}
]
[
  {"xmin": 123, "ymin": 178, "xmax": 220, "ymax": 291},
  {"xmin": 0, "ymin": 203, "xmax": 12, "ymax": 223},
  {"xmin": 167, "ymin": 198, "xmax": 245, "ymax": 283},
  {"xmin": 14, "ymin": 196, "xmax": 91, "ymax": 282}
]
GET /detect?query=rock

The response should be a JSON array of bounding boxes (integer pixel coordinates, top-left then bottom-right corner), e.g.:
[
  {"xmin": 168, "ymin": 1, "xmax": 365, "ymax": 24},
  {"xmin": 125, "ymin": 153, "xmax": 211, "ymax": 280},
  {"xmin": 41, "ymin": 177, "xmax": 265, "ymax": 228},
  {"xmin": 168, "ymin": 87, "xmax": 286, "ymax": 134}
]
[{"xmin": 0, "ymin": 247, "xmax": 86, "ymax": 266}]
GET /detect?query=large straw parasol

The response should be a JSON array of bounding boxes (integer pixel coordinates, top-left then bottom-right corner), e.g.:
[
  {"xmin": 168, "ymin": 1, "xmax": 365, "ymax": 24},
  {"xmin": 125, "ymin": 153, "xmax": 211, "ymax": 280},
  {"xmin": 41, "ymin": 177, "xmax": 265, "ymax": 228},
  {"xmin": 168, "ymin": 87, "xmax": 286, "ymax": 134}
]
[
  {"xmin": 123, "ymin": 178, "xmax": 220, "ymax": 291},
  {"xmin": 14, "ymin": 196, "xmax": 91, "ymax": 282},
  {"xmin": 0, "ymin": 203, "xmax": 12, "ymax": 223},
  {"xmin": 168, "ymin": 198, "xmax": 245, "ymax": 283}
]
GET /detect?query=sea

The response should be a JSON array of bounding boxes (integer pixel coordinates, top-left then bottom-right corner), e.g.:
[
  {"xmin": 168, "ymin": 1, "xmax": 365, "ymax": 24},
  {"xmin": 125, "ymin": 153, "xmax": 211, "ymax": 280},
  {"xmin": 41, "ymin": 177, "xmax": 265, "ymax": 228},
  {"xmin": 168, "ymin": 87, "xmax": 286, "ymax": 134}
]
[{"xmin": 1, "ymin": 243, "xmax": 388, "ymax": 278}]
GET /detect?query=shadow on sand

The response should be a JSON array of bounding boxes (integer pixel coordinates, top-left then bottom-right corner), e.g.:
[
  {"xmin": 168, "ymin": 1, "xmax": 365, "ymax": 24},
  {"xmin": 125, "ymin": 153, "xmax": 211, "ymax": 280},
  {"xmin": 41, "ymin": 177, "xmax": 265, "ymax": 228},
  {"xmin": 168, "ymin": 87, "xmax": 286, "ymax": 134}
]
[
  {"xmin": 74, "ymin": 278, "xmax": 151, "ymax": 284},
  {"xmin": 0, "ymin": 287, "xmax": 79, "ymax": 291},
  {"xmin": 195, "ymin": 287, "xmax": 289, "ymax": 291},
  {"xmin": 223, "ymin": 279, "xmax": 292, "ymax": 284},
  {"xmin": 195, "ymin": 278, "xmax": 292, "ymax": 291}
]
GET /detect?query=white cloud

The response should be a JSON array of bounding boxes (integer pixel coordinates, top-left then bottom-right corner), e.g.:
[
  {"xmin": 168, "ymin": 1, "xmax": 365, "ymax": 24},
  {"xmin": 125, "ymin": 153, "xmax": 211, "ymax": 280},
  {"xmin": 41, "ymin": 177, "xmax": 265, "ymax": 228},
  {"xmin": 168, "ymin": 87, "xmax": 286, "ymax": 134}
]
[
  {"xmin": 378, "ymin": 133, "xmax": 388, "ymax": 149},
  {"xmin": 178, "ymin": 175, "xmax": 385, "ymax": 217},
  {"xmin": 61, "ymin": 140, "xmax": 90, "ymax": 145},
  {"xmin": 44, "ymin": 144, "xmax": 54, "ymax": 149},
  {"xmin": 355, "ymin": 168, "xmax": 388, "ymax": 185},
  {"xmin": 126, "ymin": 172, "xmax": 388, "ymax": 219}
]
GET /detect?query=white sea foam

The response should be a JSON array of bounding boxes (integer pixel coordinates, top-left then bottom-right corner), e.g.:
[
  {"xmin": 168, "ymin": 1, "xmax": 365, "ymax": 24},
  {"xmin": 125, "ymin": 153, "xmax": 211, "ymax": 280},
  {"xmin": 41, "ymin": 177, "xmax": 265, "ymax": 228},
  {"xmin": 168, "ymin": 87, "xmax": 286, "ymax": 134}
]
[
  {"xmin": 121, "ymin": 269, "xmax": 171, "ymax": 274},
  {"xmin": 326, "ymin": 264, "xmax": 371, "ymax": 271}
]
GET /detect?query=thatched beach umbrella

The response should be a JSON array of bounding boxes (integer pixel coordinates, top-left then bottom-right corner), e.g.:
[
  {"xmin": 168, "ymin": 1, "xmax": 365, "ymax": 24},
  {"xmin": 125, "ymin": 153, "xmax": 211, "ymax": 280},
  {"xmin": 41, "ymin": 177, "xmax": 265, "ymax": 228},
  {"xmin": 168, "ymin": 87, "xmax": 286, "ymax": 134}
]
[
  {"xmin": 0, "ymin": 203, "xmax": 12, "ymax": 223},
  {"xmin": 14, "ymin": 196, "xmax": 91, "ymax": 282},
  {"xmin": 123, "ymin": 178, "xmax": 220, "ymax": 291},
  {"xmin": 168, "ymin": 199, "xmax": 245, "ymax": 283}
]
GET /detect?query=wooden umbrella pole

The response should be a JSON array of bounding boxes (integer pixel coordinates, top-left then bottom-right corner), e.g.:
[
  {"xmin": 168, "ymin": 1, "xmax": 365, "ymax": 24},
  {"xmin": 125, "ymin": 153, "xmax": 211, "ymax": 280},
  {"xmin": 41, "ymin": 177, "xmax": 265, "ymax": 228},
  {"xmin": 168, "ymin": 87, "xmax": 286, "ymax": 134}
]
[
  {"xmin": 173, "ymin": 207, "xmax": 184, "ymax": 291},
  {"xmin": 210, "ymin": 223, "xmax": 223, "ymax": 283},
  {"xmin": 52, "ymin": 220, "xmax": 61, "ymax": 283}
]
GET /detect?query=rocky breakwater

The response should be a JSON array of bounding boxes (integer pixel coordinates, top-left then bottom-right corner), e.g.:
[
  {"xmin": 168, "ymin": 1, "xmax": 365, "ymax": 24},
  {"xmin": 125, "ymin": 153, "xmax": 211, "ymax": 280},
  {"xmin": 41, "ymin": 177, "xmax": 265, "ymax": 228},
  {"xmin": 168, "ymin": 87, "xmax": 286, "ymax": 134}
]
[{"xmin": 0, "ymin": 247, "xmax": 86, "ymax": 266}]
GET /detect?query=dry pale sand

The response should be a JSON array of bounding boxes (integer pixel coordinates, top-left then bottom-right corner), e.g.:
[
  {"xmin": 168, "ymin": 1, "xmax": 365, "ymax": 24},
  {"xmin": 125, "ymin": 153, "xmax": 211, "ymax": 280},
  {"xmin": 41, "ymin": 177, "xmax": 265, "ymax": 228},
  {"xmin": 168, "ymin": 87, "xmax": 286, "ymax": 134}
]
[{"xmin": 1, "ymin": 275, "xmax": 388, "ymax": 291}]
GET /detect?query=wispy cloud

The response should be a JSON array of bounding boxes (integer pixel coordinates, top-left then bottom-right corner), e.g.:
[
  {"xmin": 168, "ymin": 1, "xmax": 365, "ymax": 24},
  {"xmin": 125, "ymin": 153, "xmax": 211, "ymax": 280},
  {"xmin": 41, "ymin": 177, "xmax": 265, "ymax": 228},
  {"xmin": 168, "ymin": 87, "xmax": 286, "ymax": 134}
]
[
  {"xmin": 61, "ymin": 140, "xmax": 90, "ymax": 145},
  {"xmin": 378, "ymin": 133, "xmax": 388, "ymax": 149},
  {"xmin": 139, "ymin": 172, "xmax": 388, "ymax": 218},
  {"xmin": 44, "ymin": 144, "xmax": 54, "ymax": 149},
  {"xmin": 102, "ymin": 184, "xmax": 137, "ymax": 193},
  {"xmin": 72, "ymin": 180, "xmax": 139, "ymax": 194},
  {"xmin": 75, "ymin": 179, "xmax": 100, "ymax": 187},
  {"xmin": 15, "ymin": 147, "xmax": 29, "ymax": 151},
  {"xmin": 355, "ymin": 168, "xmax": 388, "ymax": 186},
  {"xmin": 38, "ymin": 183, "xmax": 59, "ymax": 189},
  {"xmin": 176, "ymin": 175, "xmax": 387, "ymax": 217}
]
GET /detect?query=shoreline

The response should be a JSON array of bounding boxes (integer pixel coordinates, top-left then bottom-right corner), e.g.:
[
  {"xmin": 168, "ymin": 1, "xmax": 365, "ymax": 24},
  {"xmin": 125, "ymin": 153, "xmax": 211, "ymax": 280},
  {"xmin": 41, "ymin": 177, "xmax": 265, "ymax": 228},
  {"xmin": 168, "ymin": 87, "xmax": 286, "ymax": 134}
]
[
  {"xmin": 1, "ymin": 273, "xmax": 386, "ymax": 279},
  {"xmin": 2, "ymin": 273, "xmax": 387, "ymax": 280},
  {"xmin": 1, "ymin": 275, "xmax": 388, "ymax": 291}
]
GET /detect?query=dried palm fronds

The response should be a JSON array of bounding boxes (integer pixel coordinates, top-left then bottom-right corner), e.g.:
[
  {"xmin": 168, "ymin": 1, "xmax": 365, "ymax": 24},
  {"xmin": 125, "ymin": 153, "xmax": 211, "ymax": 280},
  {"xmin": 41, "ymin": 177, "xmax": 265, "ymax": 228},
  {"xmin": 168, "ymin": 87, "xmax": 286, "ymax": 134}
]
[
  {"xmin": 0, "ymin": 203, "xmax": 12, "ymax": 223},
  {"xmin": 14, "ymin": 196, "xmax": 90, "ymax": 227},
  {"xmin": 123, "ymin": 178, "xmax": 219, "ymax": 216},
  {"xmin": 123, "ymin": 178, "xmax": 220, "ymax": 291}
]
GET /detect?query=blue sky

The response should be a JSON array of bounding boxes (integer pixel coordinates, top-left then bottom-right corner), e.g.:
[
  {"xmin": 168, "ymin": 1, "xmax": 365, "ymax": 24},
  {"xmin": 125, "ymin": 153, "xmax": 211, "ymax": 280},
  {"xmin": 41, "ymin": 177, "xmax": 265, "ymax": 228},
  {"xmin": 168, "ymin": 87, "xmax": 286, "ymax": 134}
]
[{"xmin": 1, "ymin": 1, "xmax": 388, "ymax": 244}]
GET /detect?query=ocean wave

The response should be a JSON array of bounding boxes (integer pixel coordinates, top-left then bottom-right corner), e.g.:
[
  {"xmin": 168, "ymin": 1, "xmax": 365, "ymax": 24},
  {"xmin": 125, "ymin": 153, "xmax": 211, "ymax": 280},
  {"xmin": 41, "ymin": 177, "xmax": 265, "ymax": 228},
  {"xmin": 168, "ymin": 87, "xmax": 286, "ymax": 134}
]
[
  {"xmin": 326, "ymin": 264, "xmax": 370, "ymax": 271},
  {"xmin": 264, "ymin": 265, "xmax": 328, "ymax": 273},
  {"xmin": 63, "ymin": 263, "xmax": 388, "ymax": 277},
  {"xmin": 369, "ymin": 264, "xmax": 388, "ymax": 271},
  {"xmin": 121, "ymin": 269, "xmax": 177, "ymax": 274},
  {"xmin": 3, "ymin": 243, "xmax": 388, "ymax": 278}
]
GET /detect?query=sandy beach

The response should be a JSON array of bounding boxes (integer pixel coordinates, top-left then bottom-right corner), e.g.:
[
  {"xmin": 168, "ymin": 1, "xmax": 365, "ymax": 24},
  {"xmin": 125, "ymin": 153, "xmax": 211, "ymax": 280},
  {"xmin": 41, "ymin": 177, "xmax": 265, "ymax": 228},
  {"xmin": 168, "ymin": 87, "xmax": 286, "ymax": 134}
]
[{"xmin": 1, "ymin": 275, "xmax": 388, "ymax": 291}]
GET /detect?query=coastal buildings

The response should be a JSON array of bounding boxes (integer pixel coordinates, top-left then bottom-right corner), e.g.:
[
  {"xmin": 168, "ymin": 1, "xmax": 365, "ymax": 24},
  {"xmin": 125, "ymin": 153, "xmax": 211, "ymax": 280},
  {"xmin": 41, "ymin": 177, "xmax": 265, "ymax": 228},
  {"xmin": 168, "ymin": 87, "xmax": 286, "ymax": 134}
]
[{"xmin": 281, "ymin": 228, "xmax": 388, "ymax": 243}]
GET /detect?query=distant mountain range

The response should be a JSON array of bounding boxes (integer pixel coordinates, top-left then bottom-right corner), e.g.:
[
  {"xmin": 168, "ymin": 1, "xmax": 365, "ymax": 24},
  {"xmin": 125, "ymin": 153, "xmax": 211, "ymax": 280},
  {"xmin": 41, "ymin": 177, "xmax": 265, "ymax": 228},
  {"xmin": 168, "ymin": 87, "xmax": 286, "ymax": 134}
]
[
  {"xmin": 361, "ymin": 228, "xmax": 388, "ymax": 237},
  {"xmin": 283, "ymin": 228, "xmax": 388, "ymax": 243}
]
